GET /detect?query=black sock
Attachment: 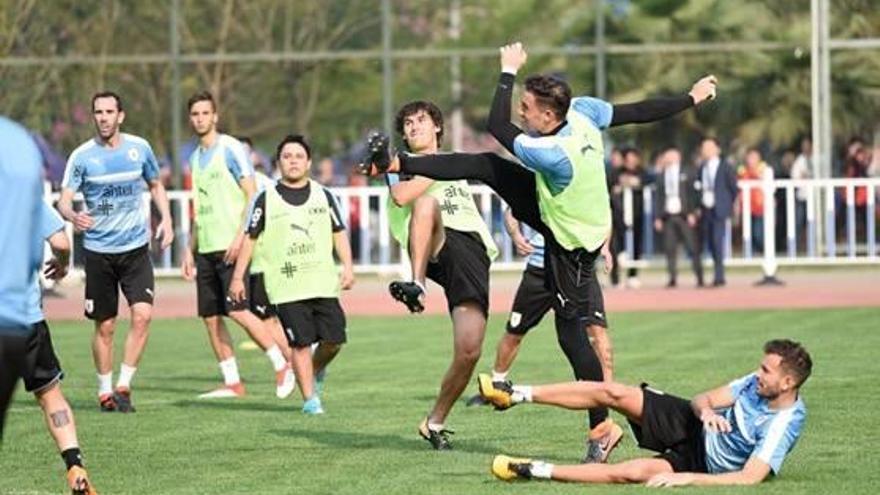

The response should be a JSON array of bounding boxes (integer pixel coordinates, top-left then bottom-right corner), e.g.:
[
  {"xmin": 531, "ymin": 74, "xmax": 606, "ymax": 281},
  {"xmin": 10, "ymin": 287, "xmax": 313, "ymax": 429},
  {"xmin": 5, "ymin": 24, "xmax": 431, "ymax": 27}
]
[{"xmin": 61, "ymin": 447, "xmax": 83, "ymax": 470}]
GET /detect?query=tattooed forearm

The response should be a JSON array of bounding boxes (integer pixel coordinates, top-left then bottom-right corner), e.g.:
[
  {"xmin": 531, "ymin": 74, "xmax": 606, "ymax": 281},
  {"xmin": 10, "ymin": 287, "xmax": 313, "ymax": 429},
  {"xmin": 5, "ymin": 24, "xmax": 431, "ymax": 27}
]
[{"xmin": 50, "ymin": 410, "xmax": 71, "ymax": 428}]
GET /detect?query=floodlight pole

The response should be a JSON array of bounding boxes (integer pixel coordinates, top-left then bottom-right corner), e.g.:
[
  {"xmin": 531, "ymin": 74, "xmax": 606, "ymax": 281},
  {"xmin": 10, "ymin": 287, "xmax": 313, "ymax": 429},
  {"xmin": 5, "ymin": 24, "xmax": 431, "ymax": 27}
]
[
  {"xmin": 381, "ymin": 0, "xmax": 394, "ymax": 138},
  {"xmin": 170, "ymin": 0, "xmax": 182, "ymax": 189},
  {"xmin": 450, "ymin": 0, "xmax": 463, "ymax": 150}
]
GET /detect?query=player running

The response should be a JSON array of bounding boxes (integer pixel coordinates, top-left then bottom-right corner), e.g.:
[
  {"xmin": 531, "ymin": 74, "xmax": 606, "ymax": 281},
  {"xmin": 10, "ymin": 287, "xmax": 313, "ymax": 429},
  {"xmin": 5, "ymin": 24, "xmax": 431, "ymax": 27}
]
[
  {"xmin": 230, "ymin": 134, "xmax": 354, "ymax": 415},
  {"xmin": 58, "ymin": 91, "xmax": 174, "ymax": 413}
]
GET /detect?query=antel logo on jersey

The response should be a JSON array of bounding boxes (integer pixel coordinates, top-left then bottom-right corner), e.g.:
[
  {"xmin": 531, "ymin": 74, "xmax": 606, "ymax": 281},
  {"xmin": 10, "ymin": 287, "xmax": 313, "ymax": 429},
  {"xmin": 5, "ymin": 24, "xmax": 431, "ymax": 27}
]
[
  {"xmin": 127, "ymin": 147, "xmax": 140, "ymax": 162},
  {"xmin": 102, "ymin": 183, "xmax": 135, "ymax": 198}
]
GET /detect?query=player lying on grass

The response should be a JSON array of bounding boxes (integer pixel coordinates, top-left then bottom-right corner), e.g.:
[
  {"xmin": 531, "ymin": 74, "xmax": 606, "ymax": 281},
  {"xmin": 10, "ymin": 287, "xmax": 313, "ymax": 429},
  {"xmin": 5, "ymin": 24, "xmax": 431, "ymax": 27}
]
[{"xmin": 480, "ymin": 339, "xmax": 811, "ymax": 487}]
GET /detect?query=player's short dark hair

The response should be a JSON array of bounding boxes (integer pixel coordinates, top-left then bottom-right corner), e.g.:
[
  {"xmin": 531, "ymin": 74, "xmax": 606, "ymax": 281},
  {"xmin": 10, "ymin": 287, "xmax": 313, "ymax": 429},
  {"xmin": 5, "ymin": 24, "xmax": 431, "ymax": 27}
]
[
  {"xmin": 91, "ymin": 91, "xmax": 123, "ymax": 112},
  {"xmin": 187, "ymin": 91, "xmax": 216, "ymax": 111},
  {"xmin": 524, "ymin": 75, "xmax": 571, "ymax": 121},
  {"xmin": 275, "ymin": 134, "xmax": 311, "ymax": 160},
  {"xmin": 395, "ymin": 100, "xmax": 444, "ymax": 148},
  {"xmin": 764, "ymin": 339, "xmax": 812, "ymax": 388}
]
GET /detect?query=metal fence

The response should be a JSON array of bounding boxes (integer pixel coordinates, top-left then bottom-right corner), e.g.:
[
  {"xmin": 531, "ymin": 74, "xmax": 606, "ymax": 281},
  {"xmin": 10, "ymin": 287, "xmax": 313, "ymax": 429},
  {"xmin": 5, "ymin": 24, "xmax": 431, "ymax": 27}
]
[{"xmin": 52, "ymin": 177, "xmax": 880, "ymax": 280}]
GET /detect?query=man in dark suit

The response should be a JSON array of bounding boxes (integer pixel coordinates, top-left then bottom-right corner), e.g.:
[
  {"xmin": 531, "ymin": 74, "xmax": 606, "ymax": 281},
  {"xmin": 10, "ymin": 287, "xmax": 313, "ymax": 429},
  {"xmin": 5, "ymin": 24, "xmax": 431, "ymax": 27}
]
[
  {"xmin": 653, "ymin": 147, "xmax": 704, "ymax": 287},
  {"xmin": 696, "ymin": 137, "xmax": 738, "ymax": 286}
]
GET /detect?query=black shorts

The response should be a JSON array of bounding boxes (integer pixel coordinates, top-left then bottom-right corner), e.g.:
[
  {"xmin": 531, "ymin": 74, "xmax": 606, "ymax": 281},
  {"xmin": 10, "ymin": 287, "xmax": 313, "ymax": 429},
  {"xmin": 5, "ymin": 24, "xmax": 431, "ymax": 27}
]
[
  {"xmin": 543, "ymin": 240, "xmax": 607, "ymax": 328},
  {"xmin": 196, "ymin": 251, "xmax": 249, "ymax": 317},
  {"xmin": 248, "ymin": 273, "xmax": 276, "ymax": 319},
  {"xmin": 628, "ymin": 384, "xmax": 708, "ymax": 473},
  {"xmin": 23, "ymin": 321, "xmax": 64, "ymax": 394},
  {"xmin": 506, "ymin": 264, "xmax": 553, "ymax": 335},
  {"xmin": 84, "ymin": 244, "xmax": 154, "ymax": 320},
  {"xmin": 426, "ymin": 228, "xmax": 491, "ymax": 316},
  {"xmin": 276, "ymin": 298, "xmax": 347, "ymax": 348}
]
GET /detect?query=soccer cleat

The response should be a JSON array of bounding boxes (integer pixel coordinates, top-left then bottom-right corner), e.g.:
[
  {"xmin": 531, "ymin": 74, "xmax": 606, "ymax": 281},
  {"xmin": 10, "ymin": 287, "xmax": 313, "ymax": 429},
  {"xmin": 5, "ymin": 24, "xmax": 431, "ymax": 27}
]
[
  {"xmin": 67, "ymin": 465, "xmax": 98, "ymax": 494},
  {"xmin": 275, "ymin": 365, "xmax": 296, "ymax": 399},
  {"xmin": 582, "ymin": 418, "xmax": 624, "ymax": 463},
  {"xmin": 388, "ymin": 281, "xmax": 425, "ymax": 313},
  {"xmin": 302, "ymin": 396, "xmax": 324, "ymax": 415},
  {"xmin": 418, "ymin": 417, "xmax": 454, "ymax": 450},
  {"xmin": 198, "ymin": 382, "xmax": 246, "ymax": 399},
  {"xmin": 491, "ymin": 455, "xmax": 533, "ymax": 481},
  {"xmin": 98, "ymin": 393, "xmax": 117, "ymax": 412},
  {"xmin": 113, "ymin": 387, "xmax": 135, "ymax": 413},
  {"xmin": 477, "ymin": 373, "xmax": 517, "ymax": 411},
  {"xmin": 357, "ymin": 132, "xmax": 392, "ymax": 175}
]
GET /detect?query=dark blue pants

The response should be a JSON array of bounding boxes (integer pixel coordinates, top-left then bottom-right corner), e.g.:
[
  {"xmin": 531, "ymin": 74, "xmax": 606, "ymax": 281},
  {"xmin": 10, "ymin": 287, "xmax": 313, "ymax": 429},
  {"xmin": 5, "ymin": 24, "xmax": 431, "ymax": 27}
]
[{"xmin": 701, "ymin": 211, "xmax": 727, "ymax": 284}]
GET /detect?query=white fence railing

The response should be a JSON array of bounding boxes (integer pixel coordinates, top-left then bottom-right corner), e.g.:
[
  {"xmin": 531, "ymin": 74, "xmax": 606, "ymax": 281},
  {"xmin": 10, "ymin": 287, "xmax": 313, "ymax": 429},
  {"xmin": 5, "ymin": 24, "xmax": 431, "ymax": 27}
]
[{"xmin": 51, "ymin": 177, "xmax": 880, "ymax": 278}]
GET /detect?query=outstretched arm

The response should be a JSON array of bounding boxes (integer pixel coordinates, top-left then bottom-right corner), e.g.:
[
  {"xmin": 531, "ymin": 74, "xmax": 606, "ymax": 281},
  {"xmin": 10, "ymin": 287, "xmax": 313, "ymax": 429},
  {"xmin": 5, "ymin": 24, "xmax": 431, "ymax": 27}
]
[
  {"xmin": 487, "ymin": 43, "xmax": 528, "ymax": 153},
  {"xmin": 609, "ymin": 75, "xmax": 717, "ymax": 127}
]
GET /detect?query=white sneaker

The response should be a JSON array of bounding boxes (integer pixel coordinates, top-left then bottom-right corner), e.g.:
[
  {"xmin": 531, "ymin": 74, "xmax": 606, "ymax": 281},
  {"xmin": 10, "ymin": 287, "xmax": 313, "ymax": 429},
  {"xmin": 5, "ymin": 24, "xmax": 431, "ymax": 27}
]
[
  {"xmin": 275, "ymin": 365, "xmax": 296, "ymax": 399},
  {"xmin": 198, "ymin": 383, "xmax": 246, "ymax": 399}
]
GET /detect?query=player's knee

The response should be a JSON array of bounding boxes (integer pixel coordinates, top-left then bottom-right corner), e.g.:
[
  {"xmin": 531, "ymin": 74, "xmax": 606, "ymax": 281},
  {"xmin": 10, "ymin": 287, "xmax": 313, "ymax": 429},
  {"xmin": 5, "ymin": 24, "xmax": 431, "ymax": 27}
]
[
  {"xmin": 600, "ymin": 382, "xmax": 629, "ymax": 406},
  {"xmin": 455, "ymin": 343, "xmax": 482, "ymax": 366},
  {"xmin": 131, "ymin": 309, "xmax": 152, "ymax": 330}
]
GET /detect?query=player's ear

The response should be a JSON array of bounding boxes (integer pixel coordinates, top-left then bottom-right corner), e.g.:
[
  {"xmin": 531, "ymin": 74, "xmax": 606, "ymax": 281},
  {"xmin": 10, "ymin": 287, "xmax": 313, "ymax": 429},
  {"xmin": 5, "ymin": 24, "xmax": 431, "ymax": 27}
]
[{"xmin": 118, "ymin": 110, "xmax": 126, "ymax": 125}]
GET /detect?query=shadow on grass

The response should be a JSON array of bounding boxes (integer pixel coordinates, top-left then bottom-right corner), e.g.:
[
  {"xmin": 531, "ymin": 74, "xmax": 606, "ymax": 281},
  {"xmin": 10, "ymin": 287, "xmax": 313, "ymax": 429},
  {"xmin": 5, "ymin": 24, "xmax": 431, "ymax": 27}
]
[
  {"xmin": 172, "ymin": 399, "xmax": 295, "ymax": 413},
  {"xmin": 270, "ymin": 426, "xmax": 502, "ymax": 456}
]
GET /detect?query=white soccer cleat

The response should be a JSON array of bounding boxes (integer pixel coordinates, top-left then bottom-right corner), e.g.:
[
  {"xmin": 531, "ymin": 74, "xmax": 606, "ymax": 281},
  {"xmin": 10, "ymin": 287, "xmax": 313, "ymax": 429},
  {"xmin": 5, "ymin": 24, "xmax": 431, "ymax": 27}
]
[
  {"xmin": 275, "ymin": 365, "xmax": 296, "ymax": 399},
  {"xmin": 198, "ymin": 383, "xmax": 246, "ymax": 399}
]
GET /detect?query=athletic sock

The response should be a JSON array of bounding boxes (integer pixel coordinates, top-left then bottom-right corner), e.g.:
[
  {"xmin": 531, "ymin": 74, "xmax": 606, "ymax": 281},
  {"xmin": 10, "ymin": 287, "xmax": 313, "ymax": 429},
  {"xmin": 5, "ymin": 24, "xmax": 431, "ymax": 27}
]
[
  {"xmin": 492, "ymin": 370, "xmax": 509, "ymax": 382},
  {"xmin": 61, "ymin": 447, "xmax": 83, "ymax": 470},
  {"xmin": 116, "ymin": 363, "xmax": 137, "ymax": 390},
  {"xmin": 427, "ymin": 421, "xmax": 445, "ymax": 432},
  {"xmin": 97, "ymin": 372, "xmax": 113, "ymax": 397},
  {"xmin": 530, "ymin": 461, "xmax": 554, "ymax": 479},
  {"xmin": 414, "ymin": 280, "xmax": 427, "ymax": 294},
  {"xmin": 219, "ymin": 357, "xmax": 241, "ymax": 386},
  {"xmin": 512, "ymin": 385, "xmax": 532, "ymax": 403},
  {"xmin": 265, "ymin": 345, "xmax": 287, "ymax": 372}
]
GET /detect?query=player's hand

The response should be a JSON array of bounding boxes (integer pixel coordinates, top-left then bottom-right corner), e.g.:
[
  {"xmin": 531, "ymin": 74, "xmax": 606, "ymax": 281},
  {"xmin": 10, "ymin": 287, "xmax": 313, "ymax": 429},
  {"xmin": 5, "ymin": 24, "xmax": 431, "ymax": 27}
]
[
  {"xmin": 687, "ymin": 213, "xmax": 697, "ymax": 228},
  {"xmin": 228, "ymin": 277, "xmax": 246, "ymax": 303},
  {"xmin": 340, "ymin": 267, "xmax": 355, "ymax": 290},
  {"xmin": 499, "ymin": 42, "xmax": 528, "ymax": 73},
  {"xmin": 43, "ymin": 258, "xmax": 68, "ymax": 281},
  {"xmin": 511, "ymin": 233, "xmax": 534, "ymax": 256},
  {"xmin": 72, "ymin": 211, "xmax": 95, "ymax": 232},
  {"xmin": 223, "ymin": 233, "xmax": 244, "ymax": 265},
  {"xmin": 181, "ymin": 250, "xmax": 196, "ymax": 281},
  {"xmin": 646, "ymin": 472, "xmax": 694, "ymax": 488},
  {"xmin": 601, "ymin": 243, "xmax": 614, "ymax": 274},
  {"xmin": 156, "ymin": 217, "xmax": 174, "ymax": 250},
  {"xmin": 700, "ymin": 409, "xmax": 732, "ymax": 433},
  {"xmin": 654, "ymin": 218, "xmax": 663, "ymax": 232},
  {"xmin": 689, "ymin": 75, "xmax": 717, "ymax": 105}
]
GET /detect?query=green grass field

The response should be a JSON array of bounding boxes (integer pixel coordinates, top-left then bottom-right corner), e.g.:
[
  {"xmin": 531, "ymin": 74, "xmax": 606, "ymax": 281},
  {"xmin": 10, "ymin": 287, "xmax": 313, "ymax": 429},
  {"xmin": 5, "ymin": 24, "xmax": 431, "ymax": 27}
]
[{"xmin": 4, "ymin": 308, "xmax": 879, "ymax": 494}]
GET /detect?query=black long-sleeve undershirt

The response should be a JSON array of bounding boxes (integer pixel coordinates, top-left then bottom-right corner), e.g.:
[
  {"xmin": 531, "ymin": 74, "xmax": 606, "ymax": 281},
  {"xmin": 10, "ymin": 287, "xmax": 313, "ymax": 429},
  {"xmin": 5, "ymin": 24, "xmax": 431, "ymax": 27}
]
[{"xmin": 486, "ymin": 72, "xmax": 696, "ymax": 146}]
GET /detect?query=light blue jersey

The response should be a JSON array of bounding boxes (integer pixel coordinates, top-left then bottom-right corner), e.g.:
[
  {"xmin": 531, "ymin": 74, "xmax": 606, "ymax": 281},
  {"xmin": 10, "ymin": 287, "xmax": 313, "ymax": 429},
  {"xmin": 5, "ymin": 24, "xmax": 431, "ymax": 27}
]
[
  {"xmin": 522, "ymin": 225, "xmax": 545, "ymax": 268},
  {"xmin": 189, "ymin": 133, "xmax": 254, "ymax": 180},
  {"xmin": 62, "ymin": 133, "xmax": 160, "ymax": 253},
  {"xmin": 512, "ymin": 96, "xmax": 613, "ymax": 195},
  {"xmin": 26, "ymin": 201, "xmax": 66, "ymax": 324},
  {"xmin": 0, "ymin": 116, "xmax": 45, "ymax": 331},
  {"xmin": 704, "ymin": 373, "xmax": 806, "ymax": 475}
]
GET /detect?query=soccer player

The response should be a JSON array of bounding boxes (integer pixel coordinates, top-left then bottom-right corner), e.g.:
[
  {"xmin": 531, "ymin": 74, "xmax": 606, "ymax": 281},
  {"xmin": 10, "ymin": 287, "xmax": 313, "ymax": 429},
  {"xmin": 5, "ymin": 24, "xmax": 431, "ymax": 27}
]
[
  {"xmin": 481, "ymin": 339, "xmax": 811, "ymax": 488},
  {"xmin": 180, "ymin": 91, "xmax": 294, "ymax": 399},
  {"xmin": 385, "ymin": 101, "xmax": 498, "ymax": 449},
  {"xmin": 229, "ymin": 134, "xmax": 354, "ymax": 415},
  {"xmin": 362, "ymin": 42, "xmax": 716, "ymax": 461},
  {"xmin": 0, "ymin": 116, "xmax": 47, "ymax": 438},
  {"xmin": 23, "ymin": 201, "xmax": 98, "ymax": 493},
  {"xmin": 57, "ymin": 91, "xmax": 174, "ymax": 413}
]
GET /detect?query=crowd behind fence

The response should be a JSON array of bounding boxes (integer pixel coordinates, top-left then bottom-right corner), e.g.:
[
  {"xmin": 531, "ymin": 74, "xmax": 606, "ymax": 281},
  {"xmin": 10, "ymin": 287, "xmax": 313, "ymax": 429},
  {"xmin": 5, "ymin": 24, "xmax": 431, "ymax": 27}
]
[{"xmin": 50, "ymin": 176, "xmax": 880, "ymax": 281}]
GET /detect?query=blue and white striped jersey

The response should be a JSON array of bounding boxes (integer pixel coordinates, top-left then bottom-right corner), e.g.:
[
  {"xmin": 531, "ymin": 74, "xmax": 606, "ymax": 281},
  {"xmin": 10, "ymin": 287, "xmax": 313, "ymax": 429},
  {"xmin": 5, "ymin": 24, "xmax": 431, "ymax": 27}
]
[
  {"xmin": 522, "ymin": 225, "xmax": 545, "ymax": 268},
  {"xmin": 704, "ymin": 373, "xmax": 806, "ymax": 475},
  {"xmin": 512, "ymin": 96, "xmax": 613, "ymax": 195},
  {"xmin": 62, "ymin": 133, "xmax": 160, "ymax": 253}
]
